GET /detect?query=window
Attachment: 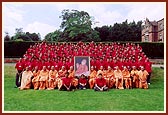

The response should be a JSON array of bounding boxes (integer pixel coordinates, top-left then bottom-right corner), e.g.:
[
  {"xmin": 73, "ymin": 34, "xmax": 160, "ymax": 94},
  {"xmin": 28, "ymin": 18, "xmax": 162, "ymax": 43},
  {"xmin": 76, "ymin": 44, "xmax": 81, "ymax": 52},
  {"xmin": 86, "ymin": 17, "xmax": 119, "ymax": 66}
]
[
  {"xmin": 159, "ymin": 33, "xmax": 162, "ymax": 41},
  {"xmin": 144, "ymin": 36, "xmax": 149, "ymax": 42},
  {"xmin": 160, "ymin": 23, "xmax": 163, "ymax": 29}
]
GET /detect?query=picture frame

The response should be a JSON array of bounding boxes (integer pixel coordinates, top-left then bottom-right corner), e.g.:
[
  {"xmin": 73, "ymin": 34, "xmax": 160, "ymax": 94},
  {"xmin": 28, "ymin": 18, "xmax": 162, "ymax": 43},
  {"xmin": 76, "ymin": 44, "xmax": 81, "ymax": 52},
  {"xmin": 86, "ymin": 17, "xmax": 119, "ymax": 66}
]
[{"xmin": 74, "ymin": 56, "xmax": 90, "ymax": 77}]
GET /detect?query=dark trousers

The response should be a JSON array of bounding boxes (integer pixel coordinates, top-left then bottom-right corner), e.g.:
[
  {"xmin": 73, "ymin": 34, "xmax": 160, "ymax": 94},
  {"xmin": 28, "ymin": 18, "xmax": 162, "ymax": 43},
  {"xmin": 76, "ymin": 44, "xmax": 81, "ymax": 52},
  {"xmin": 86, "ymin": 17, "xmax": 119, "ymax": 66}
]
[
  {"xmin": 79, "ymin": 84, "xmax": 87, "ymax": 89},
  {"xmin": 147, "ymin": 72, "xmax": 151, "ymax": 83},
  {"xmin": 59, "ymin": 85, "xmax": 73, "ymax": 91},
  {"xmin": 15, "ymin": 70, "xmax": 22, "ymax": 87},
  {"xmin": 94, "ymin": 86, "xmax": 108, "ymax": 91}
]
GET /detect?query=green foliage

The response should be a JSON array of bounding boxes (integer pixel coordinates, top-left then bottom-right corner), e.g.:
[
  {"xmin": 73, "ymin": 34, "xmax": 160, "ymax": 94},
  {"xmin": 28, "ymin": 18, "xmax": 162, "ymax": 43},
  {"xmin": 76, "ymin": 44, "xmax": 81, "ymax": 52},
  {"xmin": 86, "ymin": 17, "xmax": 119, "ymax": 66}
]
[
  {"xmin": 59, "ymin": 9, "xmax": 98, "ymax": 42},
  {"xmin": 4, "ymin": 32, "xmax": 11, "ymax": 41},
  {"xmin": 95, "ymin": 20, "xmax": 143, "ymax": 42},
  {"xmin": 4, "ymin": 64, "xmax": 164, "ymax": 111},
  {"xmin": 44, "ymin": 30, "xmax": 62, "ymax": 42},
  {"xmin": 10, "ymin": 28, "xmax": 41, "ymax": 41}
]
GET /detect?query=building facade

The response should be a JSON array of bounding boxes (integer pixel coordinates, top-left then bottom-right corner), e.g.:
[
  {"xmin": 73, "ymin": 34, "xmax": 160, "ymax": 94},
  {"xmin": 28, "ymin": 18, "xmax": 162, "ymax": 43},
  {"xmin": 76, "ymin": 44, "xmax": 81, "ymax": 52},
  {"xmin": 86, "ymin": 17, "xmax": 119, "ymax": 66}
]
[{"xmin": 141, "ymin": 18, "xmax": 164, "ymax": 42}]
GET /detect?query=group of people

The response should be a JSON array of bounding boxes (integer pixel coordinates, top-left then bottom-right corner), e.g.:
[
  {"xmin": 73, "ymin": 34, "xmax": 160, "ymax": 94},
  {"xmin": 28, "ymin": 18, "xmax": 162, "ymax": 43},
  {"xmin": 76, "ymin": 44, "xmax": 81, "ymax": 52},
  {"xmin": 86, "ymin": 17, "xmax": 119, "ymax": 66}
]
[{"xmin": 15, "ymin": 41, "xmax": 152, "ymax": 91}]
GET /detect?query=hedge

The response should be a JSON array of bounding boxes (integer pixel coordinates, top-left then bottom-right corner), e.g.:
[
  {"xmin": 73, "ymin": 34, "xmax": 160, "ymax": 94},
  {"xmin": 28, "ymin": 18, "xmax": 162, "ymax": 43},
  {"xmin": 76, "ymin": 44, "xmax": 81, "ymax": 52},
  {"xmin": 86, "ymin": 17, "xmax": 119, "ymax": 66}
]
[{"xmin": 4, "ymin": 41, "xmax": 164, "ymax": 59}]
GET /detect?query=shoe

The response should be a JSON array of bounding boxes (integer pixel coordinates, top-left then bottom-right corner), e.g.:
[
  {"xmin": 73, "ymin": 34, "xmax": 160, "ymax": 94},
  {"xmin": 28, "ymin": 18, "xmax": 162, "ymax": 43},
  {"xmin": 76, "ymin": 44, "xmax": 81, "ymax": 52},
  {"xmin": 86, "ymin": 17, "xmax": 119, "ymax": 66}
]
[
  {"xmin": 148, "ymin": 83, "xmax": 150, "ymax": 85},
  {"xmin": 83, "ymin": 87, "xmax": 86, "ymax": 89}
]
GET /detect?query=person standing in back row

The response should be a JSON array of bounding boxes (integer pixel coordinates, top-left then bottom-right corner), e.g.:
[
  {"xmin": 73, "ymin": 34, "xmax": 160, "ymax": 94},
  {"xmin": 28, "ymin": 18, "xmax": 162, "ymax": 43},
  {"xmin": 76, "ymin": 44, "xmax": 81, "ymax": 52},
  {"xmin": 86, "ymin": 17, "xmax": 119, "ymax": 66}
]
[
  {"xmin": 144, "ymin": 58, "xmax": 152, "ymax": 85},
  {"xmin": 15, "ymin": 58, "xmax": 24, "ymax": 87}
]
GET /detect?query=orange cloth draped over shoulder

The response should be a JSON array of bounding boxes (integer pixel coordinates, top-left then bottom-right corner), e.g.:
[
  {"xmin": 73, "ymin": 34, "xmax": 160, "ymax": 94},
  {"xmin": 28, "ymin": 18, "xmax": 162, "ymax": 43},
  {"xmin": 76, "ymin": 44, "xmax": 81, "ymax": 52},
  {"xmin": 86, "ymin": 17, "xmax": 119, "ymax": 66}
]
[
  {"xmin": 106, "ymin": 70, "xmax": 115, "ymax": 88},
  {"xmin": 20, "ymin": 70, "xmax": 33, "ymax": 90},
  {"xmin": 131, "ymin": 69, "xmax": 139, "ymax": 88},
  {"xmin": 68, "ymin": 70, "xmax": 78, "ymax": 88},
  {"xmin": 57, "ymin": 70, "xmax": 67, "ymax": 89},
  {"xmin": 89, "ymin": 70, "xmax": 97, "ymax": 89},
  {"xmin": 138, "ymin": 70, "xmax": 149, "ymax": 89},
  {"xmin": 32, "ymin": 70, "xmax": 40, "ymax": 90},
  {"xmin": 39, "ymin": 70, "xmax": 49, "ymax": 90},
  {"xmin": 114, "ymin": 70, "xmax": 124, "ymax": 89},
  {"xmin": 48, "ymin": 70, "xmax": 57, "ymax": 90},
  {"xmin": 122, "ymin": 70, "xmax": 131, "ymax": 89}
]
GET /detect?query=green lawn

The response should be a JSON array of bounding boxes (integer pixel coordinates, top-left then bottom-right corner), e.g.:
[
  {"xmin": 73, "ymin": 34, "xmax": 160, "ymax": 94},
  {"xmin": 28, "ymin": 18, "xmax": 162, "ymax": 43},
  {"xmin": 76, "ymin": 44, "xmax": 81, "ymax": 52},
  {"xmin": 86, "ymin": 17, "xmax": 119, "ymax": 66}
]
[{"xmin": 3, "ymin": 64, "xmax": 164, "ymax": 111}]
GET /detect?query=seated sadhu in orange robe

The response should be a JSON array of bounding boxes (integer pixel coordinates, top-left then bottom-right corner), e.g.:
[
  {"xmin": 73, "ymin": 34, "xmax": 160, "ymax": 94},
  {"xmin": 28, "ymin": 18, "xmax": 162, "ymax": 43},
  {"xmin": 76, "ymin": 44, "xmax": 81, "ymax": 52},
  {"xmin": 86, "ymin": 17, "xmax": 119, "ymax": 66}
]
[
  {"xmin": 97, "ymin": 66, "xmax": 107, "ymax": 78},
  {"xmin": 114, "ymin": 66, "xmax": 124, "ymax": 89},
  {"xmin": 68, "ymin": 66, "xmax": 78, "ymax": 89},
  {"xmin": 48, "ymin": 66, "xmax": 57, "ymax": 90},
  {"xmin": 106, "ymin": 66, "xmax": 115, "ymax": 88},
  {"xmin": 32, "ymin": 66, "xmax": 40, "ymax": 90},
  {"xmin": 19, "ymin": 66, "xmax": 33, "ymax": 90},
  {"xmin": 131, "ymin": 66, "xmax": 139, "ymax": 88},
  {"xmin": 138, "ymin": 66, "xmax": 149, "ymax": 89},
  {"xmin": 56, "ymin": 66, "xmax": 67, "ymax": 89},
  {"xmin": 88, "ymin": 66, "xmax": 97, "ymax": 89},
  {"xmin": 39, "ymin": 66, "xmax": 49, "ymax": 90},
  {"xmin": 122, "ymin": 66, "xmax": 131, "ymax": 89}
]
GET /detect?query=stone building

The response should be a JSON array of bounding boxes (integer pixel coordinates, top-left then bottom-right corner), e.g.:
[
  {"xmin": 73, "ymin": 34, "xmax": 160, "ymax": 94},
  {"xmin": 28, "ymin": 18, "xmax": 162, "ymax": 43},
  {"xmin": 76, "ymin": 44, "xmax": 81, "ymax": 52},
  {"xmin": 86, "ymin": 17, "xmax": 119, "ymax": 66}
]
[{"xmin": 141, "ymin": 18, "xmax": 164, "ymax": 42}]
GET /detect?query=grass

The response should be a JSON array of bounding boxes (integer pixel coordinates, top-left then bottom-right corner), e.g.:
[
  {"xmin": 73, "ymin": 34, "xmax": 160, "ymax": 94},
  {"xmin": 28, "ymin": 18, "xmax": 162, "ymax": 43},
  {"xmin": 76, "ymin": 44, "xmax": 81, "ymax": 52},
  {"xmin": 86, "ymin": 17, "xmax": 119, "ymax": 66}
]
[{"xmin": 3, "ymin": 64, "xmax": 164, "ymax": 111}]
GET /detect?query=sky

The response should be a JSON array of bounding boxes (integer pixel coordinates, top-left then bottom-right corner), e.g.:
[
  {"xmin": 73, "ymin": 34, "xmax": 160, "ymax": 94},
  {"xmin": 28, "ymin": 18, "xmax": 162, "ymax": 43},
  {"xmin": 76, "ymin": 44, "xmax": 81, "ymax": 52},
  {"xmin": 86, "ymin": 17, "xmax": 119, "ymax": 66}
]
[{"xmin": 2, "ymin": 2, "xmax": 165, "ymax": 39}]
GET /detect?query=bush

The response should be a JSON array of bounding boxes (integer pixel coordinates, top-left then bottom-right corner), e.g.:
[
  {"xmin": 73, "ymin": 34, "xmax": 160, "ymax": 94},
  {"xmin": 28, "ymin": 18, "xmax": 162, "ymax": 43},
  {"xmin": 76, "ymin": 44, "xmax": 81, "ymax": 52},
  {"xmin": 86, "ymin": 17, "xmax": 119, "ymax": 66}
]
[
  {"xmin": 4, "ymin": 41, "xmax": 164, "ymax": 59},
  {"xmin": 4, "ymin": 41, "xmax": 37, "ymax": 58}
]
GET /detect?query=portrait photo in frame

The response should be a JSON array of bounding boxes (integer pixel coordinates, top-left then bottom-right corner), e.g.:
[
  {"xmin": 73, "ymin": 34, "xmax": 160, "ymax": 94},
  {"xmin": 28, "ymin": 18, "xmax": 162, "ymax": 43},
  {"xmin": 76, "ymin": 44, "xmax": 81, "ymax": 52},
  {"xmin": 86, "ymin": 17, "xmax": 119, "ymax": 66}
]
[{"xmin": 74, "ymin": 56, "xmax": 90, "ymax": 77}]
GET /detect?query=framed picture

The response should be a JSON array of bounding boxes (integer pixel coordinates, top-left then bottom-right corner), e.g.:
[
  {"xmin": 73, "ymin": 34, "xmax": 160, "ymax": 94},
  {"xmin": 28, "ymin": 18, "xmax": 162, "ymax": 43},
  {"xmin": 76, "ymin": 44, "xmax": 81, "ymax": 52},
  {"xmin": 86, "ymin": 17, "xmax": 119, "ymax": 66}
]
[{"xmin": 74, "ymin": 56, "xmax": 90, "ymax": 77}]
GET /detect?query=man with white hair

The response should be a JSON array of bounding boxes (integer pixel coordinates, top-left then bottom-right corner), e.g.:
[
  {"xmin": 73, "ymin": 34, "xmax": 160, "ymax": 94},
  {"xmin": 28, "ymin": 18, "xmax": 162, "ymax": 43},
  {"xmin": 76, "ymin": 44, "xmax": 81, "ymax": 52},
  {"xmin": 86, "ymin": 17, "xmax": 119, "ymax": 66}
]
[{"xmin": 19, "ymin": 66, "xmax": 33, "ymax": 90}]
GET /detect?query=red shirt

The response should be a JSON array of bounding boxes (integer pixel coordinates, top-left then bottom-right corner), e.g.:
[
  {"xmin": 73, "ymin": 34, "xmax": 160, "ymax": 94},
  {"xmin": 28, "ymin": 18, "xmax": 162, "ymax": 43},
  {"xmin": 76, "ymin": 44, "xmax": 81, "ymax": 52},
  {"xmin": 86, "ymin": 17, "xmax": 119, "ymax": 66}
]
[
  {"xmin": 62, "ymin": 77, "xmax": 71, "ymax": 87},
  {"xmin": 51, "ymin": 61, "xmax": 59, "ymax": 71},
  {"xmin": 145, "ymin": 61, "xmax": 152, "ymax": 72},
  {"xmin": 103, "ymin": 61, "xmax": 111, "ymax": 70},
  {"xmin": 15, "ymin": 62, "xmax": 24, "ymax": 71},
  {"xmin": 79, "ymin": 77, "xmax": 87, "ymax": 84},
  {"xmin": 95, "ymin": 78, "xmax": 106, "ymax": 87}
]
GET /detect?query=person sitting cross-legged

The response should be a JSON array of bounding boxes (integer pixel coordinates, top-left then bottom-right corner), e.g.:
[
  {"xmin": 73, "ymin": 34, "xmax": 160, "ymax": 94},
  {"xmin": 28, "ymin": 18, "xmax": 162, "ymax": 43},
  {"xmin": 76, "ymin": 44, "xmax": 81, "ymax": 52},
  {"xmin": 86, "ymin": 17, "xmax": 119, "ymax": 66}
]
[
  {"xmin": 59, "ymin": 72, "xmax": 73, "ymax": 91},
  {"xmin": 94, "ymin": 73, "xmax": 108, "ymax": 91},
  {"xmin": 79, "ymin": 74, "xmax": 87, "ymax": 90}
]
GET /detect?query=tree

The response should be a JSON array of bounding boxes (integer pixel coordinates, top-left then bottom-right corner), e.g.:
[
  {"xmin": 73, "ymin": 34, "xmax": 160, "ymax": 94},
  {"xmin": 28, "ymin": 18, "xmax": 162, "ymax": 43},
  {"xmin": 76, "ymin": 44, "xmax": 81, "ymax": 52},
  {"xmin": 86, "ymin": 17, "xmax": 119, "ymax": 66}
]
[
  {"xmin": 11, "ymin": 28, "xmax": 41, "ymax": 41},
  {"xmin": 44, "ymin": 30, "xmax": 62, "ymax": 41},
  {"xmin": 96, "ymin": 20, "xmax": 142, "ymax": 42},
  {"xmin": 95, "ymin": 26, "xmax": 109, "ymax": 41},
  {"xmin": 59, "ymin": 9, "xmax": 98, "ymax": 41},
  {"xmin": 4, "ymin": 32, "xmax": 11, "ymax": 41}
]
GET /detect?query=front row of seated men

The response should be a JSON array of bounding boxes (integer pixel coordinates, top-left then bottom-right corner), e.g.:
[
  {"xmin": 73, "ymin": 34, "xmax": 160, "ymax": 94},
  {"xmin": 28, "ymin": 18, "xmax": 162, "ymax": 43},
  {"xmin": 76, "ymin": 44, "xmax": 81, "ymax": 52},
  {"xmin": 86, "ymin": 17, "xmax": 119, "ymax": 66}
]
[{"xmin": 19, "ymin": 65, "xmax": 149, "ymax": 91}]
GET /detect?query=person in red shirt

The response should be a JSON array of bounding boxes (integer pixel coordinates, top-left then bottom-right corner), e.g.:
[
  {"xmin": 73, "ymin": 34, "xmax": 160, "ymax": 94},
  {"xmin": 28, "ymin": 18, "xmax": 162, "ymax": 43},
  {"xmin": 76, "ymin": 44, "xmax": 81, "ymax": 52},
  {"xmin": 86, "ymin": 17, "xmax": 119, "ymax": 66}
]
[
  {"xmin": 144, "ymin": 58, "xmax": 152, "ymax": 85},
  {"xmin": 94, "ymin": 73, "xmax": 108, "ymax": 91},
  {"xmin": 15, "ymin": 58, "xmax": 24, "ymax": 87},
  {"xmin": 59, "ymin": 72, "xmax": 73, "ymax": 91},
  {"xmin": 79, "ymin": 74, "xmax": 87, "ymax": 90}
]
